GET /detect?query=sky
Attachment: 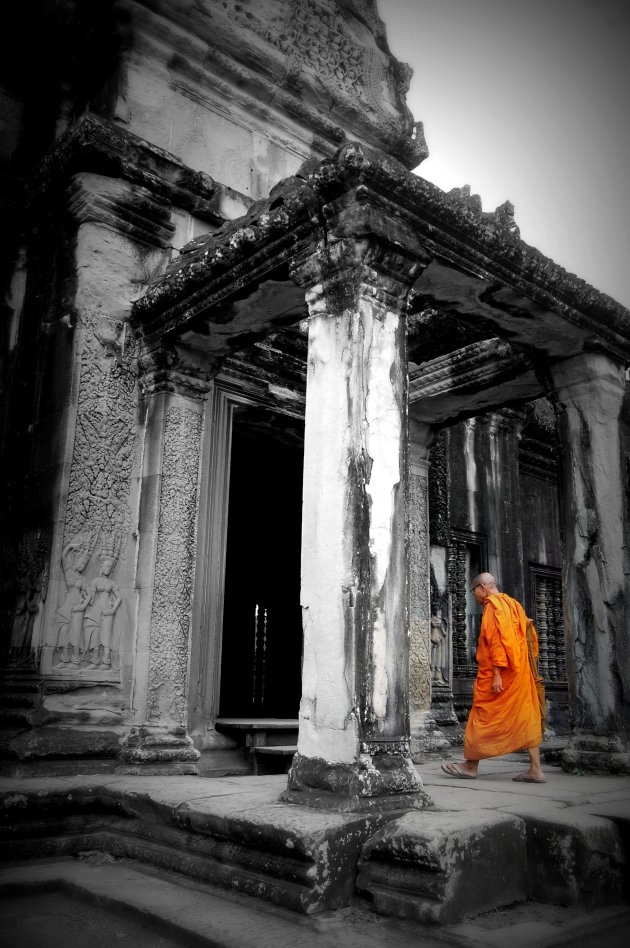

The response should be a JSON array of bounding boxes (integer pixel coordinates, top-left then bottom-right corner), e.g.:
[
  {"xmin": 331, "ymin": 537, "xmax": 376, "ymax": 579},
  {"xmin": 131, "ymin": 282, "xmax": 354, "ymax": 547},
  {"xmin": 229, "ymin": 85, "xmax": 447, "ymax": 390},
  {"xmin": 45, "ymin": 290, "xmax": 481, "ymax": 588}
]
[{"xmin": 379, "ymin": 0, "xmax": 630, "ymax": 310}]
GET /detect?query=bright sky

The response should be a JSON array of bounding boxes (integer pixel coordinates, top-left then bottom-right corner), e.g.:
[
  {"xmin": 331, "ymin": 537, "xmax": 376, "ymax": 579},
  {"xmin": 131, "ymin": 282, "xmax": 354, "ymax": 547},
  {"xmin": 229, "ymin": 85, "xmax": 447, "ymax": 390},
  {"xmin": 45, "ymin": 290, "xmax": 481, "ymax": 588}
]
[{"xmin": 379, "ymin": 0, "xmax": 630, "ymax": 309}]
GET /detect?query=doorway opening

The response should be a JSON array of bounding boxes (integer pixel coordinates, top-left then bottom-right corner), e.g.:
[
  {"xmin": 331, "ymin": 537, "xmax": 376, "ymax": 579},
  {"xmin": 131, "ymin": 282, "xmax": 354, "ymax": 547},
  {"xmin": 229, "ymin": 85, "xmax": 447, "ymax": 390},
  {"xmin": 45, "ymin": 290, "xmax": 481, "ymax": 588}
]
[{"xmin": 219, "ymin": 405, "xmax": 304, "ymax": 719}]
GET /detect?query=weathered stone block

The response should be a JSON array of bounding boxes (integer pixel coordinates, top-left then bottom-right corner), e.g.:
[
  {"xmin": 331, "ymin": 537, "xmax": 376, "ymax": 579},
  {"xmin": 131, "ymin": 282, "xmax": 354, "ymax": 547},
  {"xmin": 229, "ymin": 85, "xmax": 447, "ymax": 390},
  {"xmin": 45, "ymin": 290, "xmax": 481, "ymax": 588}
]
[
  {"xmin": 6, "ymin": 726, "xmax": 120, "ymax": 760},
  {"xmin": 356, "ymin": 809, "xmax": 527, "ymax": 924},
  {"xmin": 0, "ymin": 777, "xmax": 390, "ymax": 914},
  {"xmin": 518, "ymin": 808, "xmax": 626, "ymax": 906}
]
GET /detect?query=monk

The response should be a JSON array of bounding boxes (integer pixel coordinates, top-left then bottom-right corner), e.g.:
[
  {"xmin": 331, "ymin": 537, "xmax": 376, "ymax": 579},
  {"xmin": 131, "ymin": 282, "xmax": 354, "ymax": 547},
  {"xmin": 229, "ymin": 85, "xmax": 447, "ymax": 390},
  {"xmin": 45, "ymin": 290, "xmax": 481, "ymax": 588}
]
[{"xmin": 441, "ymin": 573, "xmax": 545, "ymax": 783}]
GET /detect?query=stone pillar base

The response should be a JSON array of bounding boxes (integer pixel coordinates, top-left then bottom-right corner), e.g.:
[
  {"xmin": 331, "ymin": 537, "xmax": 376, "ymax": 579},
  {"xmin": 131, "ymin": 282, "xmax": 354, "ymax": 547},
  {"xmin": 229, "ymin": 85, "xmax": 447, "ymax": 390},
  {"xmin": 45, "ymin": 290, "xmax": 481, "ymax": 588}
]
[
  {"xmin": 117, "ymin": 725, "xmax": 200, "ymax": 775},
  {"xmin": 561, "ymin": 732, "xmax": 630, "ymax": 775},
  {"xmin": 280, "ymin": 746, "xmax": 433, "ymax": 812},
  {"xmin": 431, "ymin": 685, "xmax": 464, "ymax": 745},
  {"xmin": 410, "ymin": 710, "xmax": 451, "ymax": 761}
]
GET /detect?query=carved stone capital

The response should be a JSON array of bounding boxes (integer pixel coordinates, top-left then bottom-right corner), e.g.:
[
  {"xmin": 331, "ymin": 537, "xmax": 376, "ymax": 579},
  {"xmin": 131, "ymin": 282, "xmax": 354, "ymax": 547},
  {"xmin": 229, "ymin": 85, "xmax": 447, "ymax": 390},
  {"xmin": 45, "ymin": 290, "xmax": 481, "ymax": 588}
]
[
  {"xmin": 549, "ymin": 352, "xmax": 626, "ymax": 420},
  {"xmin": 292, "ymin": 235, "xmax": 426, "ymax": 308},
  {"xmin": 138, "ymin": 343, "xmax": 217, "ymax": 399},
  {"xmin": 408, "ymin": 420, "xmax": 434, "ymax": 473}
]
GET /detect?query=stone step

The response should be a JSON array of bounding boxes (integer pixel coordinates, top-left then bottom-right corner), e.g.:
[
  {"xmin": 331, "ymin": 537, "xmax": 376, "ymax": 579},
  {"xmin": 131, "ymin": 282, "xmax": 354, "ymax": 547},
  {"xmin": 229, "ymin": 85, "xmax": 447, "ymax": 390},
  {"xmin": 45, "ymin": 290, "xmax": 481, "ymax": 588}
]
[
  {"xmin": 357, "ymin": 809, "xmax": 527, "ymax": 924},
  {"xmin": 0, "ymin": 776, "xmax": 389, "ymax": 914},
  {"xmin": 357, "ymin": 803, "xmax": 628, "ymax": 924},
  {"xmin": 0, "ymin": 775, "xmax": 628, "ymax": 924},
  {"xmin": 253, "ymin": 745, "xmax": 297, "ymax": 755}
]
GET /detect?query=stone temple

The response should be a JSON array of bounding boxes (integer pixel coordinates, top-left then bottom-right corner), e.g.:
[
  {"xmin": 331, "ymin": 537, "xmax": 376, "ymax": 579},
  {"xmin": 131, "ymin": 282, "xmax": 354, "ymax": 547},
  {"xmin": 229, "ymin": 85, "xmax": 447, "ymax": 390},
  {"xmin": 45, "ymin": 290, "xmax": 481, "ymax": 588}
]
[{"xmin": 1, "ymin": 0, "xmax": 629, "ymax": 927}]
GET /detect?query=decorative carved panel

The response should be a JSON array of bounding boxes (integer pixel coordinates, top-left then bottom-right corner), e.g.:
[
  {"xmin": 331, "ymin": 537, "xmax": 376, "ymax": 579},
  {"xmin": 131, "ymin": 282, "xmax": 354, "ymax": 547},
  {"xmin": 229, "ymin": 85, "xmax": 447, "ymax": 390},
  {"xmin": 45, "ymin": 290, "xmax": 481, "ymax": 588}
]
[
  {"xmin": 449, "ymin": 530, "xmax": 486, "ymax": 678},
  {"xmin": 409, "ymin": 468, "xmax": 431, "ymax": 712},
  {"xmin": 147, "ymin": 405, "xmax": 203, "ymax": 726},
  {"xmin": 531, "ymin": 565, "xmax": 565, "ymax": 682},
  {"xmin": 45, "ymin": 313, "xmax": 137, "ymax": 678},
  {"xmin": 63, "ymin": 313, "xmax": 136, "ymax": 547},
  {"xmin": 428, "ymin": 430, "xmax": 449, "ymax": 546}
]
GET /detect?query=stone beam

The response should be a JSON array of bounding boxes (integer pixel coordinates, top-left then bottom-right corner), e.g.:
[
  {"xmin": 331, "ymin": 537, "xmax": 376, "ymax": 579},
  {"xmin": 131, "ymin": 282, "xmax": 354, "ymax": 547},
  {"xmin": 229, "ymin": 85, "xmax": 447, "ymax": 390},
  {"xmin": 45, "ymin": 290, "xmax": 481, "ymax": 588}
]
[
  {"xmin": 31, "ymin": 112, "xmax": 222, "ymax": 225},
  {"xmin": 409, "ymin": 338, "xmax": 544, "ymax": 425},
  {"xmin": 410, "ymin": 260, "xmax": 629, "ymax": 362},
  {"xmin": 134, "ymin": 142, "xmax": 630, "ymax": 372},
  {"xmin": 133, "ymin": 172, "xmax": 321, "ymax": 348}
]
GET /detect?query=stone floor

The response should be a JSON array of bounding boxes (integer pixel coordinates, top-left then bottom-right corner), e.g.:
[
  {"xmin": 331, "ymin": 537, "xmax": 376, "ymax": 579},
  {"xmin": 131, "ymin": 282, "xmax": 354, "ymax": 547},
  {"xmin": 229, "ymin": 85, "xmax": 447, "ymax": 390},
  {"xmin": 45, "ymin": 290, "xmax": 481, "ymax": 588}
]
[{"xmin": 1, "ymin": 754, "xmax": 629, "ymax": 948}]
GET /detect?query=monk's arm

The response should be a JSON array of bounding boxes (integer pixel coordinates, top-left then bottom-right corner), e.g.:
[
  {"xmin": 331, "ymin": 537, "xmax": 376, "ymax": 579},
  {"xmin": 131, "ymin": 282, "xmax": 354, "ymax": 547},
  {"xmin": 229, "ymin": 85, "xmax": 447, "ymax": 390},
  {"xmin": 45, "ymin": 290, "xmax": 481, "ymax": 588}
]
[{"xmin": 487, "ymin": 604, "xmax": 510, "ymax": 693}]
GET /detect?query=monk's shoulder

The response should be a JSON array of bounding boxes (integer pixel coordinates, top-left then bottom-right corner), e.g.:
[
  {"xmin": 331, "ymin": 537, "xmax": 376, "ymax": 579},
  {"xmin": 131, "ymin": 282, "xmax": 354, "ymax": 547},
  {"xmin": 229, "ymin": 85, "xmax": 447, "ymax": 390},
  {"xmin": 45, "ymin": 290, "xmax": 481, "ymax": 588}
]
[{"xmin": 485, "ymin": 594, "xmax": 503, "ymax": 613}]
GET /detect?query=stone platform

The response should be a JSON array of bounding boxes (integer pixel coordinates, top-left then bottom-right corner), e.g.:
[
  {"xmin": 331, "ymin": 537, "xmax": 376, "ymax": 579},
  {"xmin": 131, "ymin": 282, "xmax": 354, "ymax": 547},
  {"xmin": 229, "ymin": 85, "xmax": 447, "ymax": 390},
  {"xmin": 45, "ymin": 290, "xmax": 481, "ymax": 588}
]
[{"xmin": 1, "ymin": 755, "xmax": 629, "ymax": 932}]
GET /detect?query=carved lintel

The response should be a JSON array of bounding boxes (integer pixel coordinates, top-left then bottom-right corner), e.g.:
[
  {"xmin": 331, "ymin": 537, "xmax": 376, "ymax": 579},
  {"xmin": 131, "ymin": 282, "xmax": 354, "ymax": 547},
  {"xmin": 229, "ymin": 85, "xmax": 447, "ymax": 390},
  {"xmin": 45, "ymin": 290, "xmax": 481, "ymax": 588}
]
[{"xmin": 409, "ymin": 339, "xmax": 531, "ymax": 403}]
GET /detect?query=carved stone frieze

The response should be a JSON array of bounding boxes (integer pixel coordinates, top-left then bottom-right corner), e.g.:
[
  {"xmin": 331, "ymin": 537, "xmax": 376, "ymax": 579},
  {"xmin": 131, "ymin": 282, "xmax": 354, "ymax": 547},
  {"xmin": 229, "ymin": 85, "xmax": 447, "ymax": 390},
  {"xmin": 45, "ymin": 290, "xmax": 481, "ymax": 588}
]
[
  {"xmin": 216, "ymin": 0, "xmax": 425, "ymax": 166},
  {"xmin": 428, "ymin": 430, "xmax": 449, "ymax": 547},
  {"xmin": 44, "ymin": 312, "xmax": 137, "ymax": 678},
  {"xmin": 408, "ymin": 469, "xmax": 431, "ymax": 713},
  {"xmin": 63, "ymin": 313, "xmax": 137, "ymax": 546},
  {"xmin": 146, "ymin": 405, "xmax": 203, "ymax": 727}
]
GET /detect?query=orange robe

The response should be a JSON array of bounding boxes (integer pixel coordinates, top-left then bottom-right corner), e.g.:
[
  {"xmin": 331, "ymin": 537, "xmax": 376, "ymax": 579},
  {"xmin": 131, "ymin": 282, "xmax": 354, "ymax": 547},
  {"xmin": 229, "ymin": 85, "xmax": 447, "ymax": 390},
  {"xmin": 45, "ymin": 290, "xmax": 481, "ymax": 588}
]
[{"xmin": 464, "ymin": 593, "xmax": 542, "ymax": 760}]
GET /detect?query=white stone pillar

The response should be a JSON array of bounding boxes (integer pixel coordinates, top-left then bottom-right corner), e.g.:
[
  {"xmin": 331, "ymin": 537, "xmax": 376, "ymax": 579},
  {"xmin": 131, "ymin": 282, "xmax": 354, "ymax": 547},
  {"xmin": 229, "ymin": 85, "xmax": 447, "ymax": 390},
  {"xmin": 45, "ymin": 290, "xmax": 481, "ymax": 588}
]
[
  {"xmin": 550, "ymin": 352, "xmax": 629, "ymax": 772},
  {"xmin": 282, "ymin": 260, "xmax": 430, "ymax": 810}
]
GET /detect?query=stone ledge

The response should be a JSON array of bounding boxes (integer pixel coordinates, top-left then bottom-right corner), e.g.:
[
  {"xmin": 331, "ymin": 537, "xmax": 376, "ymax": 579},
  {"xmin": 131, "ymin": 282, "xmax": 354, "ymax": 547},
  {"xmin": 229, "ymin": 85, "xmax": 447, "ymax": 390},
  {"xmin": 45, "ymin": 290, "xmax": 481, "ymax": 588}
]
[
  {"xmin": 499, "ymin": 803, "xmax": 626, "ymax": 906},
  {"xmin": 356, "ymin": 809, "xmax": 527, "ymax": 924},
  {"xmin": 0, "ymin": 777, "xmax": 393, "ymax": 914}
]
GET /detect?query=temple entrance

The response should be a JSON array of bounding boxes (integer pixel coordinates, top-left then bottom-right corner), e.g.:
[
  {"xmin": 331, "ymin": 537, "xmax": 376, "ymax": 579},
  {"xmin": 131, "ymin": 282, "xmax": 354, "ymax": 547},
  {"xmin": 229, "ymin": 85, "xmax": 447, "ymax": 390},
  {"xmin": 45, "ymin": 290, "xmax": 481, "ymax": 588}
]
[{"xmin": 219, "ymin": 405, "xmax": 304, "ymax": 718}]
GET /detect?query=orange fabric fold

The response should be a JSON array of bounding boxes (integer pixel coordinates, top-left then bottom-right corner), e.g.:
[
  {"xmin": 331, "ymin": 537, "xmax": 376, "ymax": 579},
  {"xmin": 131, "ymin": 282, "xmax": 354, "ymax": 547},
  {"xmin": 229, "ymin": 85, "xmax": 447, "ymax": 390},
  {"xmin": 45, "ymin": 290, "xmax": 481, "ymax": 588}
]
[{"xmin": 464, "ymin": 593, "xmax": 542, "ymax": 760}]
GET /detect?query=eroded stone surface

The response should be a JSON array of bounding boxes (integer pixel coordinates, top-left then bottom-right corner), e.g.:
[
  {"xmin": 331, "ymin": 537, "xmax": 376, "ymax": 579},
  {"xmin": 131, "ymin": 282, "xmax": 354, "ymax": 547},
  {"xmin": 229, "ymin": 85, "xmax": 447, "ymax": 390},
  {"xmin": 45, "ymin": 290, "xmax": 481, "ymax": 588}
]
[{"xmin": 357, "ymin": 809, "xmax": 527, "ymax": 924}]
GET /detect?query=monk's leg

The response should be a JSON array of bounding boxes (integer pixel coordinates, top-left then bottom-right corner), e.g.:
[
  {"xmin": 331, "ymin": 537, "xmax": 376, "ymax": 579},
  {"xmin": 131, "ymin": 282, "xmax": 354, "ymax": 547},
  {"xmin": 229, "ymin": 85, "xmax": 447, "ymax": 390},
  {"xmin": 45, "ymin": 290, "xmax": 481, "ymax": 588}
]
[
  {"xmin": 526, "ymin": 746, "xmax": 545, "ymax": 781},
  {"xmin": 512, "ymin": 746, "xmax": 545, "ymax": 782},
  {"xmin": 442, "ymin": 758, "xmax": 479, "ymax": 777}
]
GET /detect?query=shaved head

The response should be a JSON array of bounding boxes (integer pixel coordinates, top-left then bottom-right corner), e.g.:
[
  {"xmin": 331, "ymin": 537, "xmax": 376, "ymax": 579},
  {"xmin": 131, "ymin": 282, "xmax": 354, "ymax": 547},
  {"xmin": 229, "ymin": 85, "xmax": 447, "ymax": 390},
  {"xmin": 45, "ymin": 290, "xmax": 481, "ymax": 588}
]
[{"xmin": 472, "ymin": 573, "xmax": 499, "ymax": 593}]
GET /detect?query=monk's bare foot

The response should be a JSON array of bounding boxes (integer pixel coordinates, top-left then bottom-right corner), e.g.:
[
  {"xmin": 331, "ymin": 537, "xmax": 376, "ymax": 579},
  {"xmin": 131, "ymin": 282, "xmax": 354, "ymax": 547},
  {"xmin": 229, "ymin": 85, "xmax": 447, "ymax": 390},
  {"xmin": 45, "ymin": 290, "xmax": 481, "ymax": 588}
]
[
  {"xmin": 441, "ymin": 761, "xmax": 478, "ymax": 779},
  {"xmin": 512, "ymin": 770, "xmax": 546, "ymax": 784}
]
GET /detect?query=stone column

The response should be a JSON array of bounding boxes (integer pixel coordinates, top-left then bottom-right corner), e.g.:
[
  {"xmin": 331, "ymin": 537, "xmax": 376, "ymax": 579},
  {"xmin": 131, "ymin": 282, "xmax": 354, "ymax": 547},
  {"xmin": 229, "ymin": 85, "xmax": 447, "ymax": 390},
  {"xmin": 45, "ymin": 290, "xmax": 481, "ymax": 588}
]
[
  {"xmin": 119, "ymin": 354, "xmax": 207, "ymax": 773},
  {"xmin": 282, "ymin": 252, "xmax": 431, "ymax": 811},
  {"xmin": 408, "ymin": 420, "xmax": 449, "ymax": 758},
  {"xmin": 549, "ymin": 352, "xmax": 629, "ymax": 772}
]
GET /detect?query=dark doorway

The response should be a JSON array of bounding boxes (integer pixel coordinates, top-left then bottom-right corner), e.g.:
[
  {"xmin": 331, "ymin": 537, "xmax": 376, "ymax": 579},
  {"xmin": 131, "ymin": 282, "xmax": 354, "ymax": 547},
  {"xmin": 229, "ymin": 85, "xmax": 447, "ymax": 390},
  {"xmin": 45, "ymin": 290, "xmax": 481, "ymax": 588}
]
[{"xmin": 219, "ymin": 406, "xmax": 304, "ymax": 718}]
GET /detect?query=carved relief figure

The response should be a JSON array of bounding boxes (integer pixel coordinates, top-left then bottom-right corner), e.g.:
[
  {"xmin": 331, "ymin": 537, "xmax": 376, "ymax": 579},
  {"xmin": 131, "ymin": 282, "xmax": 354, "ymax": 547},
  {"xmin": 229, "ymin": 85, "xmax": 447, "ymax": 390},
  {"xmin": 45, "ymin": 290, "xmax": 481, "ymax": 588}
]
[
  {"xmin": 8, "ymin": 535, "xmax": 49, "ymax": 666},
  {"xmin": 83, "ymin": 537, "xmax": 123, "ymax": 669},
  {"xmin": 9, "ymin": 579, "xmax": 39, "ymax": 661},
  {"xmin": 430, "ymin": 613, "xmax": 449, "ymax": 685},
  {"xmin": 55, "ymin": 535, "xmax": 94, "ymax": 665},
  {"xmin": 28, "ymin": 563, "xmax": 49, "ymax": 659}
]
